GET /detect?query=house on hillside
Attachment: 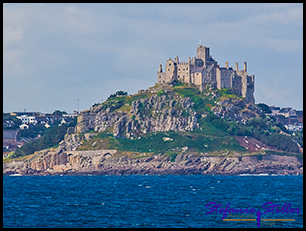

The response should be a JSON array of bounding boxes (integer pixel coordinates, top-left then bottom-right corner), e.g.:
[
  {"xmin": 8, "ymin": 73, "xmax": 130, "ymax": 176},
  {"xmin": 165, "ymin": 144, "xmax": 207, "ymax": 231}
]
[
  {"xmin": 44, "ymin": 122, "xmax": 56, "ymax": 129},
  {"xmin": 45, "ymin": 115, "xmax": 63, "ymax": 124},
  {"xmin": 3, "ymin": 129, "xmax": 24, "ymax": 151},
  {"xmin": 269, "ymin": 106, "xmax": 280, "ymax": 116},
  {"xmin": 284, "ymin": 119, "xmax": 303, "ymax": 132},
  {"xmin": 60, "ymin": 117, "xmax": 74, "ymax": 126},
  {"xmin": 278, "ymin": 107, "xmax": 296, "ymax": 118},
  {"xmin": 3, "ymin": 130, "xmax": 21, "ymax": 146},
  {"xmin": 3, "ymin": 120, "xmax": 15, "ymax": 128},
  {"xmin": 16, "ymin": 115, "xmax": 36, "ymax": 124},
  {"xmin": 62, "ymin": 110, "xmax": 79, "ymax": 119},
  {"xmin": 19, "ymin": 123, "xmax": 29, "ymax": 130},
  {"xmin": 34, "ymin": 116, "xmax": 49, "ymax": 125}
]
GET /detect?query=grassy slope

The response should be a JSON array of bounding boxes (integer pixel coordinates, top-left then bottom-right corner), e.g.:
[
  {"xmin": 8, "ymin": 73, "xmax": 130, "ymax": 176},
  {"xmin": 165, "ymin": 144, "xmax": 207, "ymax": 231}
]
[
  {"xmin": 4, "ymin": 82, "xmax": 301, "ymax": 163},
  {"xmin": 77, "ymin": 82, "xmax": 302, "ymax": 159},
  {"xmin": 77, "ymin": 82, "xmax": 248, "ymax": 157}
]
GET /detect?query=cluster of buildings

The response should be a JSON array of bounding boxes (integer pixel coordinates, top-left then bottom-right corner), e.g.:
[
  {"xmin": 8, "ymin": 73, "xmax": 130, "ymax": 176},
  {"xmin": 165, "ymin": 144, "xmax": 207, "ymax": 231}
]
[
  {"xmin": 269, "ymin": 106, "xmax": 303, "ymax": 132},
  {"xmin": 3, "ymin": 111, "xmax": 78, "ymax": 155},
  {"xmin": 157, "ymin": 45, "xmax": 255, "ymax": 104}
]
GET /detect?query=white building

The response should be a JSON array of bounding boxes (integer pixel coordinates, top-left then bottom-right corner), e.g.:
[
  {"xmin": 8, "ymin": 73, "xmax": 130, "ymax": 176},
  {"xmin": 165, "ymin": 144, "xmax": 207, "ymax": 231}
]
[{"xmin": 16, "ymin": 115, "xmax": 36, "ymax": 124}]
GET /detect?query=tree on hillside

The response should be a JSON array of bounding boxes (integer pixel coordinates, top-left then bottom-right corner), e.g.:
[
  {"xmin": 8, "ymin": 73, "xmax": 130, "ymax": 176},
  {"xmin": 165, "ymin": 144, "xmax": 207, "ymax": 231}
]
[
  {"xmin": 256, "ymin": 103, "xmax": 272, "ymax": 114},
  {"xmin": 52, "ymin": 110, "xmax": 67, "ymax": 116},
  {"xmin": 12, "ymin": 123, "xmax": 74, "ymax": 158},
  {"xmin": 106, "ymin": 90, "xmax": 128, "ymax": 101}
]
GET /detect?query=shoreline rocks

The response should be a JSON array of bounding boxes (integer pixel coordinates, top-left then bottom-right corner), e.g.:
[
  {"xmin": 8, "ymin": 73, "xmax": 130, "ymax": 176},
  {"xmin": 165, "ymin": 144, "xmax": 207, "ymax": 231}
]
[{"xmin": 3, "ymin": 150, "xmax": 303, "ymax": 176}]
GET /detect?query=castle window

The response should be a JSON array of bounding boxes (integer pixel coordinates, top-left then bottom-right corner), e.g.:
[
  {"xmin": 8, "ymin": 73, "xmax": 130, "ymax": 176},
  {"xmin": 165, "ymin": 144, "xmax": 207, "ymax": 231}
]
[
  {"xmin": 168, "ymin": 69, "xmax": 170, "ymax": 71},
  {"xmin": 178, "ymin": 69, "xmax": 180, "ymax": 71},
  {"xmin": 169, "ymin": 63, "xmax": 171, "ymax": 66},
  {"xmin": 186, "ymin": 67, "xmax": 188, "ymax": 70}
]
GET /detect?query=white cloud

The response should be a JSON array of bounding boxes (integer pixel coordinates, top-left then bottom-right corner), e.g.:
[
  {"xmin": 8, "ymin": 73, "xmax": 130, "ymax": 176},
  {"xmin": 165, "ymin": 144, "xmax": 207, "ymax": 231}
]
[
  {"xmin": 251, "ymin": 7, "xmax": 303, "ymax": 26},
  {"xmin": 3, "ymin": 29, "xmax": 24, "ymax": 47}
]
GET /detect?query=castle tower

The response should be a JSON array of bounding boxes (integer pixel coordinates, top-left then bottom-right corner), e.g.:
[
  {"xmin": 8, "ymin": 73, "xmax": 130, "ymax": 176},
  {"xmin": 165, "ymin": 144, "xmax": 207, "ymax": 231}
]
[
  {"xmin": 196, "ymin": 45, "xmax": 210, "ymax": 66},
  {"xmin": 244, "ymin": 62, "xmax": 247, "ymax": 72},
  {"xmin": 225, "ymin": 61, "xmax": 229, "ymax": 69},
  {"xmin": 235, "ymin": 62, "xmax": 238, "ymax": 71},
  {"xmin": 175, "ymin": 56, "xmax": 179, "ymax": 63},
  {"xmin": 159, "ymin": 64, "xmax": 163, "ymax": 73}
]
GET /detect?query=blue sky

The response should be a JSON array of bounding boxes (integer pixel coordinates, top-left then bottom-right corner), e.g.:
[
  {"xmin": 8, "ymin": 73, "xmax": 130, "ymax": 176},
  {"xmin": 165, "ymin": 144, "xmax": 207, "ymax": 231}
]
[{"xmin": 3, "ymin": 3, "xmax": 303, "ymax": 113}]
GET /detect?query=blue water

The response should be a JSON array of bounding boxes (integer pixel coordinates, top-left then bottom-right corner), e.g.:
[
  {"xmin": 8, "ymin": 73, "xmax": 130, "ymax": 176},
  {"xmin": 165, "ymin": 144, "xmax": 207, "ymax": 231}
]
[{"xmin": 3, "ymin": 175, "xmax": 303, "ymax": 228}]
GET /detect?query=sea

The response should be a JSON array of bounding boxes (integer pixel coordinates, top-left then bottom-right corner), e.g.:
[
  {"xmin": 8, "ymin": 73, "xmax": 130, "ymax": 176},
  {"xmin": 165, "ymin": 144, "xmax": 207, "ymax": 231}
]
[{"xmin": 3, "ymin": 175, "xmax": 303, "ymax": 228}]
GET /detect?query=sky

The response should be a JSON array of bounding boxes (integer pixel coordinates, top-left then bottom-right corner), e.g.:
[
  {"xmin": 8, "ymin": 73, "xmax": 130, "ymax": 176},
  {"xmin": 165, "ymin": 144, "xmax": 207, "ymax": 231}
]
[{"xmin": 3, "ymin": 3, "xmax": 303, "ymax": 113}]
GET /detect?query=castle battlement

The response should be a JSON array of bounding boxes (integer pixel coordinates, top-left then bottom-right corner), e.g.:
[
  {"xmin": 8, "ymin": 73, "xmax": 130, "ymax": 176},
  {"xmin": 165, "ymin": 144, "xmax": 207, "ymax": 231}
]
[
  {"xmin": 157, "ymin": 45, "xmax": 255, "ymax": 104},
  {"xmin": 177, "ymin": 62, "xmax": 190, "ymax": 65}
]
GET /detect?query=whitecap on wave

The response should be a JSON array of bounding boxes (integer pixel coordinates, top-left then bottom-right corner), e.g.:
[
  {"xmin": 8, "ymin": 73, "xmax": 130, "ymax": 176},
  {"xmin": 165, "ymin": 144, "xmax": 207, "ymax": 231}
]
[{"xmin": 239, "ymin": 173, "xmax": 269, "ymax": 176}]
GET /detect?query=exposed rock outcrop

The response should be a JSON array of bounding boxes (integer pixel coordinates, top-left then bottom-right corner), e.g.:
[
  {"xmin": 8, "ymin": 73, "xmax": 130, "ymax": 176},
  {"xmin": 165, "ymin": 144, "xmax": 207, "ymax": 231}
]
[
  {"xmin": 211, "ymin": 98, "xmax": 263, "ymax": 124},
  {"xmin": 75, "ymin": 94, "xmax": 198, "ymax": 138},
  {"xmin": 3, "ymin": 150, "xmax": 303, "ymax": 176}
]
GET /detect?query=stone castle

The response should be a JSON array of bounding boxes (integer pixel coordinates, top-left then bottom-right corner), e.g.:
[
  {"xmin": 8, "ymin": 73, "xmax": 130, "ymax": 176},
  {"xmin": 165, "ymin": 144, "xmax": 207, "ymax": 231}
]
[{"xmin": 157, "ymin": 45, "xmax": 255, "ymax": 104}]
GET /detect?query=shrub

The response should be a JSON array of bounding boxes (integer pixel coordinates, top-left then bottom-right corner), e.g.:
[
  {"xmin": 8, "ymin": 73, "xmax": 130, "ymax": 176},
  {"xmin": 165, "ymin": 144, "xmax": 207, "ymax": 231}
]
[
  {"xmin": 194, "ymin": 97, "xmax": 204, "ymax": 110},
  {"xmin": 256, "ymin": 103, "xmax": 272, "ymax": 114},
  {"xmin": 106, "ymin": 90, "xmax": 128, "ymax": 101},
  {"xmin": 255, "ymin": 133, "xmax": 299, "ymax": 153},
  {"xmin": 156, "ymin": 90, "xmax": 165, "ymax": 97},
  {"xmin": 166, "ymin": 151, "xmax": 178, "ymax": 162}
]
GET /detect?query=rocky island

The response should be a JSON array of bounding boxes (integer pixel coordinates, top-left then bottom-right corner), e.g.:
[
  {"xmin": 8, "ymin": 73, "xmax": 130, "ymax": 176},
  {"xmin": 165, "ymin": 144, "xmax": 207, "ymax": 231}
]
[
  {"xmin": 3, "ymin": 83, "xmax": 303, "ymax": 176},
  {"xmin": 3, "ymin": 45, "xmax": 303, "ymax": 176}
]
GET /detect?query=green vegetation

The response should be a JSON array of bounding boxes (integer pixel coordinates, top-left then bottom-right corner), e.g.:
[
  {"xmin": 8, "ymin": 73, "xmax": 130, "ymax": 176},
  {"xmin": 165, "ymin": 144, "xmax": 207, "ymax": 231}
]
[
  {"xmin": 156, "ymin": 89, "xmax": 166, "ymax": 97},
  {"xmin": 217, "ymin": 88, "xmax": 241, "ymax": 100},
  {"xmin": 77, "ymin": 132, "xmax": 112, "ymax": 151},
  {"xmin": 264, "ymin": 150, "xmax": 303, "ymax": 159},
  {"xmin": 19, "ymin": 125, "xmax": 46, "ymax": 139},
  {"xmin": 12, "ymin": 122, "xmax": 76, "ymax": 158},
  {"xmin": 88, "ymin": 81, "xmax": 300, "ymax": 154},
  {"xmin": 173, "ymin": 87, "xmax": 200, "ymax": 101},
  {"xmin": 93, "ymin": 89, "xmax": 152, "ymax": 113},
  {"xmin": 8, "ymin": 81, "xmax": 301, "ymax": 161},
  {"xmin": 51, "ymin": 110, "xmax": 67, "ymax": 116},
  {"xmin": 254, "ymin": 132, "xmax": 299, "ymax": 153},
  {"xmin": 166, "ymin": 151, "xmax": 178, "ymax": 162},
  {"xmin": 105, "ymin": 131, "xmax": 245, "ymax": 154},
  {"xmin": 256, "ymin": 103, "xmax": 272, "ymax": 114},
  {"xmin": 106, "ymin": 90, "xmax": 128, "ymax": 101},
  {"xmin": 172, "ymin": 79, "xmax": 186, "ymax": 87}
]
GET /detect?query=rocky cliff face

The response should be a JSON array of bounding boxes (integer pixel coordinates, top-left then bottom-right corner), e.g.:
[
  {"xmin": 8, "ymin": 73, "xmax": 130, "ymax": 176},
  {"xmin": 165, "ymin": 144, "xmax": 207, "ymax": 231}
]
[
  {"xmin": 3, "ymin": 149, "xmax": 303, "ymax": 176},
  {"xmin": 211, "ymin": 98, "xmax": 263, "ymax": 124},
  {"xmin": 75, "ymin": 94, "xmax": 198, "ymax": 138}
]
